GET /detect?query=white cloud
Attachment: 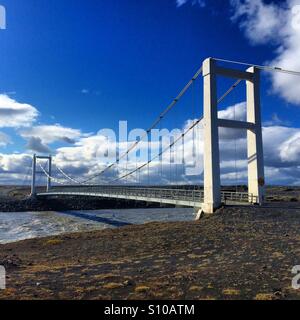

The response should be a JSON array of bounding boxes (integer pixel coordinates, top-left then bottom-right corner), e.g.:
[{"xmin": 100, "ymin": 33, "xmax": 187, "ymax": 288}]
[
  {"xmin": 0, "ymin": 153, "xmax": 31, "ymax": 174},
  {"xmin": 20, "ymin": 124, "xmax": 83, "ymax": 145},
  {"xmin": 218, "ymin": 102, "xmax": 248, "ymax": 140},
  {"xmin": 1, "ymin": 103, "xmax": 300, "ymax": 186},
  {"xmin": 176, "ymin": 0, "xmax": 206, "ymax": 8},
  {"xmin": 0, "ymin": 132, "xmax": 11, "ymax": 147},
  {"xmin": 56, "ymin": 135, "xmax": 109, "ymax": 162},
  {"xmin": 50, "ymin": 103, "xmax": 300, "ymax": 186},
  {"xmin": 263, "ymin": 113, "xmax": 291, "ymax": 126},
  {"xmin": 230, "ymin": 0, "xmax": 286, "ymax": 44},
  {"xmin": 25, "ymin": 137, "xmax": 51, "ymax": 154},
  {"xmin": 0, "ymin": 94, "xmax": 39, "ymax": 128},
  {"xmin": 53, "ymin": 134, "xmax": 114, "ymax": 182},
  {"xmin": 279, "ymin": 132, "xmax": 300, "ymax": 162},
  {"xmin": 231, "ymin": 0, "xmax": 300, "ymax": 105},
  {"xmin": 0, "ymin": 153, "xmax": 33, "ymax": 185},
  {"xmin": 218, "ymin": 102, "xmax": 246, "ymax": 121},
  {"xmin": 0, "ymin": 94, "xmax": 86, "ymax": 154}
]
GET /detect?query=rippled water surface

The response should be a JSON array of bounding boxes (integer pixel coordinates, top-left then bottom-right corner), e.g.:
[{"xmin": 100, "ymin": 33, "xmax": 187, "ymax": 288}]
[{"xmin": 0, "ymin": 208, "xmax": 194, "ymax": 244}]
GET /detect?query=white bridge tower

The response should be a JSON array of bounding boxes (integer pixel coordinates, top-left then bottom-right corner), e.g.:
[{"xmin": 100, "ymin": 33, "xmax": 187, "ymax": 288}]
[
  {"xmin": 30, "ymin": 154, "xmax": 52, "ymax": 198},
  {"xmin": 202, "ymin": 58, "xmax": 265, "ymax": 214}
]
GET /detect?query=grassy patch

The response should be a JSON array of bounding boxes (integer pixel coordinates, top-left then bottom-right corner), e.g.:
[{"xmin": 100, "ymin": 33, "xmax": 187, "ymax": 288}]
[
  {"xmin": 222, "ymin": 288, "xmax": 241, "ymax": 296},
  {"xmin": 94, "ymin": 273, "xmax": 118, "ymax": 280},
  {"xmin": 103, "ymin": 282, "xmax": 124, "ymax": 289},
  {"xmin": 189, "ymin": 286, "xmax": 202, "ymax": 292},
  {"xmin": 135, "ymin": 285, "xmax": 151, "ymax": 292},
  {"xmin": 255, "ymin": 293, "xmax": 274, "ymax": 300},
  {"xmin": 272, "ymin": 252, "xmax": 284, "ymax": 258},
  {"xmin": 44, "ymin": 239, "xmax": 63, "ymax": 246}
]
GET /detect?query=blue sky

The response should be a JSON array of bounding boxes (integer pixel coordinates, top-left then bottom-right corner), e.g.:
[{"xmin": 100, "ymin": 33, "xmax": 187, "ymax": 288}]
[
  {"xmin": 0, "ymin": 0, "xmax": 300, "ymax": 185},
  {"xmin": 0, "ymin": 0, "xmax": 290, "ymax": 133}
]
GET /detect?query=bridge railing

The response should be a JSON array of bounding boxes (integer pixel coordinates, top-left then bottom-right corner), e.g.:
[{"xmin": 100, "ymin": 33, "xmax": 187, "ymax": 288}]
[
  {"xmin": 45, "ymin": 186, "xmax": 255, "ymax": 204},
  {"xmin": 50, "ymin": 186, "xmax": 205, "ymax": 203},
  {"xmin": 221, "ymin": 191, "xmax": 258, "ymax": 204}
]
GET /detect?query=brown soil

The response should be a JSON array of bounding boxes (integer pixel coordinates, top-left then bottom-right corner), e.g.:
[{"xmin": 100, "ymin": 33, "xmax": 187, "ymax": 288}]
[{"xmin": 1, "ymin": 203, "xmax": 300, "ymax": 300}]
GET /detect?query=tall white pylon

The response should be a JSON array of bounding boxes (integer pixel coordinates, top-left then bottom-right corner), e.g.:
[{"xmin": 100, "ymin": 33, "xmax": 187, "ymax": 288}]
[
  {"xmin": 201, "ymin": 58, "xmax": 265, "ymax": 214},
  {"xmin": 246, "ymin": 66, "xmax": 265, "ymax": 205},
  {"xmin": 30, "ymin": 154, "xmax": 52, "ymax": 198}
]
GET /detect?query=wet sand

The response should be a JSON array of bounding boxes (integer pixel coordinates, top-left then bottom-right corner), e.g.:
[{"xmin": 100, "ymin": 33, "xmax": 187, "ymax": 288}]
[{"xmin": 1, "ymin": 203, "xmax": 300, "ymax": 300}]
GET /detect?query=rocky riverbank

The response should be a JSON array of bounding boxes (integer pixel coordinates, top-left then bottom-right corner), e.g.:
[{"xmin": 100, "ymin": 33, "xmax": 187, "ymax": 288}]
[
  {"xmin": 0, "ymin": 186, "xmax": 169, "ymax": 212},
  {"xmin": 1, "ymin": 203, "xmax": 300, "ymax": 300},
  {"xmin": 0, "ymin": 196, "xmax": 166, "ymax": 212}
]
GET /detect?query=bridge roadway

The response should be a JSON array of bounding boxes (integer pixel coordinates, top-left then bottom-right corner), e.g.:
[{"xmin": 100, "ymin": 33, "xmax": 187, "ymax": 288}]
[{"xmin": 37, "ymin": 186, "xmax": 257, "ymax": 208}]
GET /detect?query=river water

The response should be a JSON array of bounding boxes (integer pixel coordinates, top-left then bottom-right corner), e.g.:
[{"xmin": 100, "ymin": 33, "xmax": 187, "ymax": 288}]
[{"xmin": 0, "ymin": 208, "xmax": 195, "ymax": 244}]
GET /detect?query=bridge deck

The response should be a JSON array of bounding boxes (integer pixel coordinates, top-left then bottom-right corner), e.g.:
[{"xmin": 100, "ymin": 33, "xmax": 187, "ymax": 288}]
[{"xmin": 38, "ymin": 186, "xmax": 256, "ymax": 208}]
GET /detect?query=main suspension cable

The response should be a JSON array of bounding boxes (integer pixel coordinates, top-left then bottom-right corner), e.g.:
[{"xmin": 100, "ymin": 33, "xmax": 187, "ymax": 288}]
[
  {"xmin": 213, "ymin": 58, "xmax": 300, "ymax": 77},
  {"xmin": 55, "ymin": 165, "xmax": 87, "ymax": 185},
  {"xmin": 107, "ymin": 75, "xmax": 243, "ymax": 184},
  {"xmin": 111, "ymin": 116, "xmax": 204, "ymax": 183},
  {"xmin": 38, "ymin": 163, "xmax": 67, "ymax": 185},
  {"xmin": 80, "ymin": 66, "xmax": 204, "ymax": 184},
  {"xmin": 56, "ymin": 63, "xmax": 245, "ymax": 186}
]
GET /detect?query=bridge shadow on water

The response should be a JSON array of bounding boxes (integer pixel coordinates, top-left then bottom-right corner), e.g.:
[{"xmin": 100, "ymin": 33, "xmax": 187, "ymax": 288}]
[{"xmin": 58, "ymin": 211, "xmax": 133, "ymax": 227}]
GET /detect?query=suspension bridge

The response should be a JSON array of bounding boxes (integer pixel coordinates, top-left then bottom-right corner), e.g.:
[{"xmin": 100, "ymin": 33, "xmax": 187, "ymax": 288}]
[{"xmin": 27, "ymin": 57, "xmax": 300, "ymax": 215}]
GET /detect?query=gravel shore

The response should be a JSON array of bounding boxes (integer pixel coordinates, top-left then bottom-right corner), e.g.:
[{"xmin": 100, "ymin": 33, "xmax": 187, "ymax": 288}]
[{"xmin": 1, "ymin": 203, "xmax": 300, "ymax": 300}]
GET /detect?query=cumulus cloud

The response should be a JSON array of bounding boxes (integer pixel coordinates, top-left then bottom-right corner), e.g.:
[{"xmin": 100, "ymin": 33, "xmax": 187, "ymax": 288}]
[
  {"xmin": 0, "ymin": 94, "xmax": 85, "ymax": 154},
  {"xmin": 218, "ymin": 103, "xmax": 300, "ymax": 184},
  {"xmin": 20, "ymin": 124, "xmax": 83, "ymax": 149},
  {"xmin": 0, "ymin": 94, "xmax": 39, "ymax": 128},
  {"xmin": 0, "ymin": 153, "xmax": 31, "ymax": 173},
  {"xmin": 49, "ymin": 103, "xmax": 300, "ymax": 186},
  {"xmin": 1, "ymin": 104, "xmax": 300, "ymax": 186},
  {"xmin": 53, "ymin": 134, "xmax": 116, "ymax": 183},
  {"xmin": 25, "ymin": 137, "xmax": 51, "ymax": 154},
  {"xmin": 0, "ymin": 153, "xmax": 33, "ymax": 185},
  {"xmin": 218, "ymin": 102, "xmax": 247, "ymax": 140},
  {"xmin": 279, "ymin": 132, "xmax": 300, "ymax": 162},
  {"xmin": 56, "ymin": 135, "xmax": 110, "ymax": 162},
  {"xmin": 218, "ymin": 102, "xmax": 246, "ymax": 121},
  {"xmin": 231, "ymin": 0, "xmax": 300, "ymax": 105},
  {"xmin": 230, "ymin": 0, "xmax": 287, "ymax": 44}
]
